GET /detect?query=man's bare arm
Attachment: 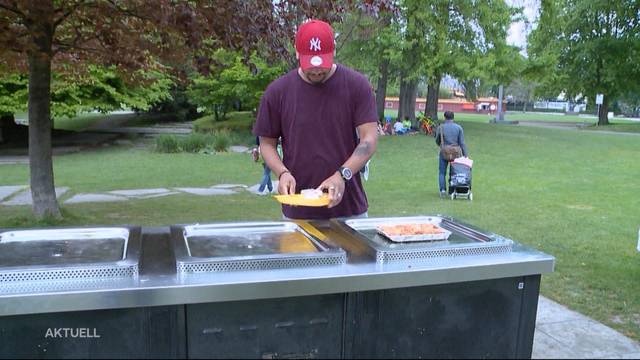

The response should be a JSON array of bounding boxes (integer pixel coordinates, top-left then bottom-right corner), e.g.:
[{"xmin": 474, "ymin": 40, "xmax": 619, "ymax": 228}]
[{"xmin": 342, "ymin": 122, "xmax": 378, "ymax": 173}]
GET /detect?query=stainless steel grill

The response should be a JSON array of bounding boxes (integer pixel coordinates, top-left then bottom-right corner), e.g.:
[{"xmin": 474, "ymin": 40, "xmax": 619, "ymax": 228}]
[
  {"xmin": 172, "ymin": 221, "xmax": 346, "ymax": 274},
  {"xmin": 0, "ymin": 227, "xmax": 141, "ymax": 287},
  {"xmin": 332, "ymin": 216, "xmax": 513, "ymax": 264}
]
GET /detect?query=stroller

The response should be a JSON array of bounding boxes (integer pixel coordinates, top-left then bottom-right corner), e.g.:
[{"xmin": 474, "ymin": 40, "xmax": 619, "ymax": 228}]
[{"xmin": 448, "ymin": 157, "xmax": 473, "ymax": 200}]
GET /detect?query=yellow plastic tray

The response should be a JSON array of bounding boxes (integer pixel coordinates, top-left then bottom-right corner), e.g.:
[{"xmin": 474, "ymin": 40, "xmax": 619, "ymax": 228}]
[{"xmin": 273, "ymin": 194, "xmax": 330, "ymax": 207}]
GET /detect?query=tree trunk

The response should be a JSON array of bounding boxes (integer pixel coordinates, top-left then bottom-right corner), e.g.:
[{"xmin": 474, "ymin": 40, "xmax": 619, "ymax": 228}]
[
  {"xmin": 598, "ymin": 95, "xmax": 610, "ymax": 125},
  {"xmin": 406, "ymin": 79, "xmax": 417, "ymax": 128},
  {"xmin": 426, "ymin": 76, "xmax": 441, "ymax": 121},
  {"xmin": 27, "ymin": 4, "xmax": 61, "ymax": 219},
  {"xmin": 398, "ymin": 78, "xmax": 417, "ymax": 127},
  {"xmin": 375, "ymin": 59, "xmax": 390, "ymax": 122},
  {"xmin": 397, "ymin": 77, "xmax": 407, "ymax": 122}
]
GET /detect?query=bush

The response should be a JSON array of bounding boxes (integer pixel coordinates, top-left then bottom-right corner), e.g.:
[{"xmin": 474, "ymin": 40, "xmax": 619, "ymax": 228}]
[
  {"xmin": 180, "ymin": 133, "xmax": 210, "ymax": 153},
  {"xmin": 212, "ymin": 129, "xmax": 232, "ymax": 152},
  {"xmin": 193, "ymin": 111, "xmax": 254, "ymax": 133},
  {"xmin": 155, "ymin": 134, "xmax": 180, "ymax": 153}
]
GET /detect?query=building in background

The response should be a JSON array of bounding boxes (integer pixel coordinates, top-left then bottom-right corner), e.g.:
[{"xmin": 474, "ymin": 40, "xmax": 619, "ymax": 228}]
[{"xmin": 384, "ymin": 97, "xmax": 506, "ymax": 115}]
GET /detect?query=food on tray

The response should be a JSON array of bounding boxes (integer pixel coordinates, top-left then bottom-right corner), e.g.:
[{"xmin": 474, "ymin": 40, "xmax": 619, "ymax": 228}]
[
  {"xmin": 301, "ymin": 188, "xmax": 323, "ymax": 199},
  {"xmin": 377, "ymin": 223, "xmax": 445, "ymax": 236}
]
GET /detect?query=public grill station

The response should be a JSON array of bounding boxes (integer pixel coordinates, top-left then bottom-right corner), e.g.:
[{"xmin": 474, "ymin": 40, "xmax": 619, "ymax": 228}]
[{"xmin": 0, "ymin": 215, "xmax": 554, "ymax": 358}]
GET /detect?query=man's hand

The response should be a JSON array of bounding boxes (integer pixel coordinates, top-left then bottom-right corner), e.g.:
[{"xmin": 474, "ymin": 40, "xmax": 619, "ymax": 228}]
[
  {"xmin": 278, "ymin": 171, "xmax": 296, "ymax": 195},
  {"xmin": 317, "ymin": 172, "xmax": 345, "ymax": 208}
]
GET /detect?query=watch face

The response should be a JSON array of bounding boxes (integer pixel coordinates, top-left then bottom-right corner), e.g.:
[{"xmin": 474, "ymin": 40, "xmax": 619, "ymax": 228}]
[{"xmin": 341, "ymin": 167, "xmax": 353, "ymax": 180}]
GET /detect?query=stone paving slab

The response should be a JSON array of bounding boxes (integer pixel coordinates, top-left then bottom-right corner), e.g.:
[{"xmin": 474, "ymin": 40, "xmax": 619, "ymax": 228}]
[
  {"xmin": 536, "ymin": 319, "xmax": 640, "ymax": 358},
  {"xmin": 210, "ymin": 184, "xmax": 248, "ymax": 189},
  {"xmin": 135, "ymin": 191, "xmax": 181, "ymax": 199},
  {"xmin": 0, "ymin": 156, "xmax": 29, "ymax": 165},
  {"xmin": 536, "ymin": 296, "xmax": 586, "ymax": 325},
  {"xmin": 175, "ymin": 188, "xmax": 236, "ymax": 196},
  {"xmin": 0, "ymin": 185, "xmax": 26, "ymax": 201},
  {"xmin": 247, "ymin": 182, "xmax": 279, "ymax": 195},
  {"xmin": 64, "ymin": 193, "xmax": 129, "ymax": 204},
  {"xmin": 229, "ymin": 145, "xmax": 250, "ymax": 153},
  {"xmin": 532, "ymin": 331, "xmax": 580, "ymax": 359},
  {"xmin": 109, "ymin": 188, "xmax": 171, "ymax": 197},
  {"xmin": 1, "ymin": 187, "xmax": 69, "ymax": 206}
]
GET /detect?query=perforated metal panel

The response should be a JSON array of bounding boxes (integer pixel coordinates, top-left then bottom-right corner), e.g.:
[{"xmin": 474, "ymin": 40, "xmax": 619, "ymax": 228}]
[
  {"xmin": 0, "ymin": 276, "xmax": 138, "ymax": 294},
  {"xmin": 0, "ymin": 265, "xmax": 138, "ymax": 283},
  {"xmin": 376, "ymin": 243, "xmax": 513, "ymax": 263},
  {"xmin": 178, "ymin": 253, "xmax": 345, "ymax": 274}
]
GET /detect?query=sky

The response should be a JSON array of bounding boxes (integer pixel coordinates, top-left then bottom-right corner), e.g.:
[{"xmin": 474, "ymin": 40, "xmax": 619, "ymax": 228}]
[{"xmin": 506, "ymin": 0, "xmax": 540, "ymax": 53}]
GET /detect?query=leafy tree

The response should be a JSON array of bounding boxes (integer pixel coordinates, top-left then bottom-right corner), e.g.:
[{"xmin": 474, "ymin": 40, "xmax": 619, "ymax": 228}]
[
  {"xmin": 0, "ymin": 1, "xmax": 289, "ymax": 219},
  {"xmin": 528, "ymin": 0, "xmax": 640, "ymax": 125},
  {"xmin": 188, "ymin": 50, "xmax": 285, "ymax": 122},
  {"xmin": 336, "ymin": 3, "xmax": 402, "ymax": 121},
  {"xmin": 401, "ymin": 0, "xmax": 519, "ymax": 121},
  {"xmin": 1, "ymin": 65, "xmax": 173, "ymax": 119}
]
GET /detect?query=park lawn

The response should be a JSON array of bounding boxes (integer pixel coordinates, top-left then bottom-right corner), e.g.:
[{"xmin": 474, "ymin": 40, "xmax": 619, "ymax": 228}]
[
  {"xmin": 54, "ymin": 113, "xmax": 111, "ymax": 131},
  {"xmin": 14, "ymin": 111, "xmax": 111, "ymax": 131},
  {"xmin": 1, "ymin": 122, "xmax": 639, "ymax": 340},
  {"xmin": 14, "ymin": 111, "xmax": 182, "ymax": 132},
  {"xmin": 581, "ymin": 122, "xmax": 640, "ymax": 133},
  {"xmin": 385, "ymin": 108, "xmax": 640, "ymax": 130},
  {"xmin": 193, "ymin": 111, "xmax": 255, "ymax": 133}
]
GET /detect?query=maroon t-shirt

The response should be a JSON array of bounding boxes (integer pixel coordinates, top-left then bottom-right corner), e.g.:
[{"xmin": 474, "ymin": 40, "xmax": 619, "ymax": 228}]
[{"xmin": 253, "ymin": 64, "xmax": 378, "ymax": 219}]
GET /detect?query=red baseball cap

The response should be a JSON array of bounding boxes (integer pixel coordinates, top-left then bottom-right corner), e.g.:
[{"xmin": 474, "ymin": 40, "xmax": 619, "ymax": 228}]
[{"xmin": 295, "ymin": 20, "xmax": 335, "ymax": 70}]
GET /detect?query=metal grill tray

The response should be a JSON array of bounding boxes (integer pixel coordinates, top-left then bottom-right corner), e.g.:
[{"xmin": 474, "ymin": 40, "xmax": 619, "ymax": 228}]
[
  {"xmin": 0, "ymin": 226, "xmax": 141, "ymax": 284},
  {"xmin": 331, "ymin": 215, "xmax": 513, "ymax": 263},
  {"xmin": 171, "ymin": 221, "xmax": 346, "ymax": 274}
]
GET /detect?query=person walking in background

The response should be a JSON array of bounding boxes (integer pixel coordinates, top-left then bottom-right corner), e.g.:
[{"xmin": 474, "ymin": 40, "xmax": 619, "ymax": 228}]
[
  {"xmin": 254, "ymin": 137, "xmax": 273, "ymax": 195},
  {"xmin": 434, "ymin": 111, "xmax": 468, "ymax": 198}
]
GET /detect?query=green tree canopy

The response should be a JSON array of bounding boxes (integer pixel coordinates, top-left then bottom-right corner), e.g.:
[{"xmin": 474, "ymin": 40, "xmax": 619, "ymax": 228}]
[
  {"xmin": 0, "ymin": 65, "xmax": 173, "ymax": 118},
  {"xmin": 187, "ymin": 50, "xmax": 285, "ymax": 122},
  {"xmin": 528, "ymin": 0, "xmax": 640, "ymax": 125},
  {"xmin": 400, "ymin": 0, "xmax": 520, "ymax": 120}
]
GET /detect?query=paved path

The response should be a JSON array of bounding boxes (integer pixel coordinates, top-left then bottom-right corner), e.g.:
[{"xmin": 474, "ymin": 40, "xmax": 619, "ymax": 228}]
[
  {"xmin": 516, "ymin": 121, "xmax": 640, "ymax": 136},
  {"xmin": 533, "ymin": 297, "xmax": 640, "ymax": 358},
  {"xmin": 1, "ymin": 183, "xmax": 639, "ymax": 358},
  {"xmin": 0, "ymin": 183, "xmax": 269, "ymax": 206}
]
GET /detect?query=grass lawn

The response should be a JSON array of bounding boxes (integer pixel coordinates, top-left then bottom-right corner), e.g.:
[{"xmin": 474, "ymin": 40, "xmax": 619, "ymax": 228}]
[
  {"xmin": 12, "ymin": 111, "xmax": 186, "ymax": 132},
  {"xmin": 384, "ymin": 109, "xmax": 640, "ymax": 133},
  {"xmin": 1, "ymin": 122, "xmax": 639, "ymax": 340},
  {"xmin": 193, "ymin": 111, "xmax": 255, "ymax": 133}
]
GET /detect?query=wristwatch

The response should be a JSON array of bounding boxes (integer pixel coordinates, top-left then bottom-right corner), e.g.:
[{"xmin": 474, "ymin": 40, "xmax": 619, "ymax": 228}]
[{"xmin": 339, "ymin": 166, "xmax": 353, "ymax": 181}]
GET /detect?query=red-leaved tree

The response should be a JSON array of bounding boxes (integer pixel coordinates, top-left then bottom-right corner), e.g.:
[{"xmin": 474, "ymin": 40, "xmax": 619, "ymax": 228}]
[
  {"xmin": 0, "ymin": 0, "xmax": 389, "ymax": 219},
  {"xmin": 0, "ymin": 1, "xmax": 281, "ymax": 219}
]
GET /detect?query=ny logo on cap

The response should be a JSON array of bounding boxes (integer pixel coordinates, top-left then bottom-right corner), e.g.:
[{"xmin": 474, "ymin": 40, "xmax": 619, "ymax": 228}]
[{"xmin": 310, "ymin": 37, "xmax": 321, "ymax": 51}]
